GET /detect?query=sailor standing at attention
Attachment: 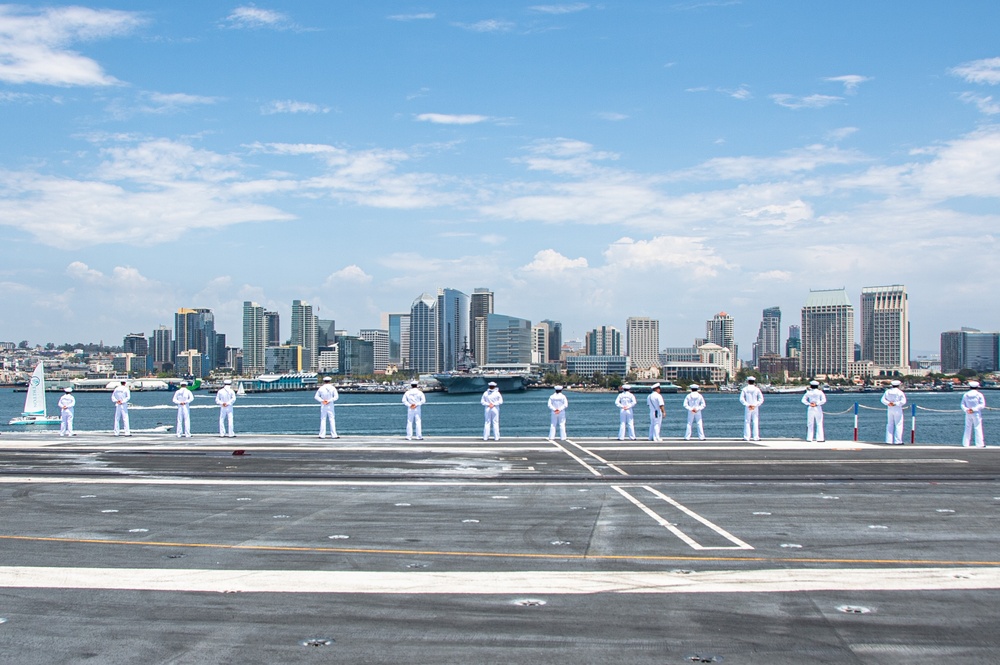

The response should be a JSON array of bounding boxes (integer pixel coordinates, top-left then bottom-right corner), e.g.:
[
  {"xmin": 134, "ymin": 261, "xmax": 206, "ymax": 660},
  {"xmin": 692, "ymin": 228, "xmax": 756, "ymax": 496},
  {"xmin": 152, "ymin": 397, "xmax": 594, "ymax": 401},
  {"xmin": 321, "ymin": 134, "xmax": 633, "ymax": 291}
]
[
  {"xmin": 172, "ymin": 380, "xmax": 194, "ymax": 438},
  {"xmin": 647, "ymin": 383, "xmax": 665, "ymax": 441},
  {"xmin": 547, "ymin": 385, "xmax": 568, "ymax": 441},
  {"xmin": 740, "ymin": 376, "xmax": 764, "ymax": 441},
  {"xmin": 802, "ymin": 380, "xmax": 827, "ymax": 442},
  {"xmin": 881, "ymin": 379, "xmax": 907, "ymax": 445},
  {"xmin": 481, "ymin": 381, "xmax": 503, "ymax": 441},
  {"xmin": 111, "ymin": 380, "xmax": 131, "ymax": 436},
  {"xmin": 683, "ymin": 384, "xmax": 706, "ymax": 441},
  {"xmin": 315, "ymin": 376, "xmax": 340, "ymax": 439},
  {"xmin": 961, "ymin": 380, "xmax": 986, "ymax": 447},
  {"xmin": 616, "ymin": 385, "xmax": 637, "ymax": 440},
  {"xmin": 216, "ymin": 378, "xmax": 237, "ymax": 437},
  {"xmin": 402, "ymin": 380, "xmax": 426, "ymax": 440},
  {"xmin": 58, "ymin": 386, "xmax": 75, "ymax": 437}
]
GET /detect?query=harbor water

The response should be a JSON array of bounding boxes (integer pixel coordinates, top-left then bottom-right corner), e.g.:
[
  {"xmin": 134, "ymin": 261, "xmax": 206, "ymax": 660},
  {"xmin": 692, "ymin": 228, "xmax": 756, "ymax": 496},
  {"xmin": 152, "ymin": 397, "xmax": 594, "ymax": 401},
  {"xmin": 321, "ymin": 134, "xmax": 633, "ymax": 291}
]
[{"xmin": 1, "ymin": 388, "xmax": 995, "ymax": 445}]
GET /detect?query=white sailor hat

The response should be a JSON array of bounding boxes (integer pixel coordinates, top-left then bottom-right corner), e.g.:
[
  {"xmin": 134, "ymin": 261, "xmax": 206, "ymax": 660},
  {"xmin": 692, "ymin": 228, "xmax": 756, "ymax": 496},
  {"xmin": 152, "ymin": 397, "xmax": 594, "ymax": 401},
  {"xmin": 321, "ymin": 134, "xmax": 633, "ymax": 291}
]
[
  {"xmin": 488, "ymin": 381, "xmax": 497, "ymax": 388},
  {"xmin": 64, "ymin": 386, "xmax": 73, "ymax": 392},
  {"xmin": 323, "ymin": 376, "xmax": 332, "ymax": 382},
  {"xmin": 747, "ymin": 376, "xmax": 756, "ymax": 383},
  {"xmin": 969, "ymin": 380, "xmax": 980, "ymax": 388},
  {"xmin": 890, "ymin": 380, "xmax": 901, "ymax": 387},
  {"xmin": 689, "ymin": 384, "xmax": 699, "ymax": 391},
  {"xmin": 224, "ymin": 379, "xmax": 232, "ymax": 385},
  {"xmin": 180, "ymin": 380, "xmax": 188, "ymax": 386},
  {"xmin": 810, "ymin": 380, "xmax": 820, "ymax": 387},
  {"xmin": 554, "ymin": 385, "xmax": 563, "ymax": 391},
  {"xmin": 652, "ymin": 383, "xmax": 661, "ymax": 389},
  {"xmin": 411, "ymin": 380, "xmax": 419, "ymax": 386},
  {"xmin": 622, "ymin": 384, "xmax": 631, "ymax": 391}
]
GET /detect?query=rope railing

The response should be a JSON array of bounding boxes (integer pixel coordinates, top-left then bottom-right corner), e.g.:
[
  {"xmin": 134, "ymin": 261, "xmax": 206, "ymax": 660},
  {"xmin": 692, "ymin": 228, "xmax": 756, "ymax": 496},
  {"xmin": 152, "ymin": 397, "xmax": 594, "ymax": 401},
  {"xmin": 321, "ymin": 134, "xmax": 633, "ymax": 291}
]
[{"xmin": 816, "ymin": 400, "xmax": 992, "ymax": 443}]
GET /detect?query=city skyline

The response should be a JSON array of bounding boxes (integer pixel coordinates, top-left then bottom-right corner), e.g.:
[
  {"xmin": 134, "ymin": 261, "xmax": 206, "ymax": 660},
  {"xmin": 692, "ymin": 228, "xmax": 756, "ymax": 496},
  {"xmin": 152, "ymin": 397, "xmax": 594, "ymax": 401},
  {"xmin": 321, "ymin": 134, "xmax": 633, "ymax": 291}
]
[{"xmin": 2, "ymin": 3, "xmax": 999, "ymax": 354}]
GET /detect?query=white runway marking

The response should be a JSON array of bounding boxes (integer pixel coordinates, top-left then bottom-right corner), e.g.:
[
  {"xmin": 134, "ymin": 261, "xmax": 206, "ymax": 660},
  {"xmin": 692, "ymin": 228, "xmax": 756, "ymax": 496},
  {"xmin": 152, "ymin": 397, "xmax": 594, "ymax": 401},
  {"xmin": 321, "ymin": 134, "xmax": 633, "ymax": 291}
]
[
  {"xmin": 0, "ymin": 566, "xmax": 997, "ymax": 594},
  {"xmin": 613, "ymin": 485, "xmax": 754, "ymax": 550},
  {"xmin": 547, "ymin": 439, "xmax": 603, "ymax": 476},
  {"xmin": 614, "ymin": 459, "xmax": 969, "ymax": 466},
  {"xmin": 563, "ymin": 439, "xmax": 629, "ymax": 476}
]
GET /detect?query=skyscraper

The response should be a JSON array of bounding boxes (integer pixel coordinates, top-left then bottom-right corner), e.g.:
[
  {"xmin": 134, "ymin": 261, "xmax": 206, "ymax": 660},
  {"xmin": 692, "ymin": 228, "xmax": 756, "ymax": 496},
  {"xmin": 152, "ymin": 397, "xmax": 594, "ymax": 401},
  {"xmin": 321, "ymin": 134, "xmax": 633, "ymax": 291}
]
[
  {"xmin": 754, "ymin": 307, "xmax": 782, "ymax": 367},
  {"xmin": 706, "ymin": 312, "xmax": 737, "ymax": 376},
  {"xmin": 437, "ymin": 288, "xmax": 470, "ymax": 372},
  {"xmin": 409, "ymin": 293, "xmax": 438, "ymax": 373},
  {"xmin": 291, "ymin": 300, "xmax": 318, "ymax": 371},
  {"xmin": 800, "ymin": 289, "xmax": 854, "ymax": 377},
  {"xmin": 264, "ymin": 311, "xmax": 280, "ymax": 347},
  {"xmin": 317, "ymin": 319, "xmax": 336, "ymax": 348},
  {"xmin": 786, "ymin": 324, "xmax": 801, "ymax": 358},
  {"xmin": 470, "ymin": 288, "xmax": 494, "ymax": 364},
  {"xmin": 860, "ymin": 285, "xmax": 909, "ymax": 370},
  {"xmin": 941, "ymin": 328, "xmax": 1000, "ymax": 373},
  {"xmin": 486, "ymin": 313, "xmax": 532, "ymax": 364},
  {"xmin": 360, "ymin": 329, "xmax": 389, "ymax": 372},
  {"xmin": 175, "ymin": 308, "xmax": 216, "ymax": 371},
  {"xmin": 531, "ymin": 325, "xmax": 549, "ymax": 364},
  {"xmin": 242, "ymin": 301, "xmax": 266, "ymax": 377},
  {"xmin": 541, "ymin": 319, "xmax": 562, "ymax": 363},
  {"xmin": 626, "ymin": 317, "xmax": 660, "ymax": 369},
  {"xmin": 123, "ymin": 332, "xmax": 148, "ymax": 357},
  {"xmin": 386, "ymin": 313, "xmax": 410, "ymax": 368},
  {"xmin": 152, "ymin": 325, "xmax": 172, "ymax": 372},
  {"xmin": 586, "ymin": 326, "xmax": 622, "ymax": 356}
]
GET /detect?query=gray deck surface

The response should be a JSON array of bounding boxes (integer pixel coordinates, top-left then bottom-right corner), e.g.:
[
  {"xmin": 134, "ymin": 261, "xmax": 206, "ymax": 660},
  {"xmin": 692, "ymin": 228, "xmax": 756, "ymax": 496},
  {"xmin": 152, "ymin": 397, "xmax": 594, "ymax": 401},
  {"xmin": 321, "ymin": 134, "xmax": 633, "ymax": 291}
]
[{"xmin": 0, "ymin": 432, "xmax": 998, "ymax": 664}]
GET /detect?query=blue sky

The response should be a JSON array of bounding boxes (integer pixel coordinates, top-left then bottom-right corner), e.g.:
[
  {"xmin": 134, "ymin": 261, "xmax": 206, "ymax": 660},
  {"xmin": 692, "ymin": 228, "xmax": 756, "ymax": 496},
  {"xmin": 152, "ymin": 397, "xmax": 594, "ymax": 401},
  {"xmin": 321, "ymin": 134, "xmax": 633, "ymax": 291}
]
[{"xmin": 1, "ymin": 1, "xmax": 998, "ymax": 357}]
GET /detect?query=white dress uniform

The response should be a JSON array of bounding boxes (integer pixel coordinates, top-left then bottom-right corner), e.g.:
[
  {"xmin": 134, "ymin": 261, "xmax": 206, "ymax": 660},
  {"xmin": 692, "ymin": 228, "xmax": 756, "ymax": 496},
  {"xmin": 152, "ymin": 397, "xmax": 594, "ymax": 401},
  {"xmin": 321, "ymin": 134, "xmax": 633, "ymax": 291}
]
[
  {"xmin": 801, "ymin": 385, "xmax": 827, "ymax": 442},
  {"xmin": 683, "ymin": 388, "xmax": 706, "ymax": 441},
  {"xmin": 961, "ymin": 383, "xmax": 986, "ymax": 447},
  {"xmin": 481, "ymin": 386, "xmax": 503, "ymax": 441},
  {"xmin": 172, "ymin": 385, "xmax": 194, "ymax": 437},
  {"xmin": 647, "ymin": 387, "xmax": 665, "ymax": 441},
  {"xmin": 58, "ymin": 389, "xmax": 75, "ymax": 436},
  {"xmin": 740, "ymin": 381, "xmax": 764, "ymax": 441},
  {"xmin": 881, "ymin": 383, "xmax": 907, "ymax": 444},
  {"xmin": 615, "ymin": 388, "xmax": 637, "ymax": 440},
  {"xmin": 315, "ymin": 380, "xmax": 340, "ymax": 438},
  {"xmin": 547, "ymin": 388, "xmax": 568, "ymax": 440},
  {"xmin": 216, "ymin": 383, "xmax": 237, "ymax": 437},
  {"xmin": 111, "ymin": 383, "xmax": 131, "ymax": 436},
  {"xmin": 402, "ymin": 384, "xmax": 426, "ymax": 440}
]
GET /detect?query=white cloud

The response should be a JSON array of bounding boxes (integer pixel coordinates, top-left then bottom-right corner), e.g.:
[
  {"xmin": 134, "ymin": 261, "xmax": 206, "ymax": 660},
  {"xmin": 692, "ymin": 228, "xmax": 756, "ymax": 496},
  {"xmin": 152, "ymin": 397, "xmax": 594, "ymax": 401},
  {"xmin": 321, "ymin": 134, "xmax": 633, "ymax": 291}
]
[
  {"xmin": 388, "ymin": 13, "xmax": 436, "ymax": 21},
  {"xmin": 753, "ymin": 270, "xmax": 793, "ymax": 282},
  {"xmin": 770, "ymin": 93, "xmax": 843, "ymax": 109},
  {"xmin": 596, "ymin": 111, "xmax": 629, "ymax": 121},
  {"xmin": 529, "ymin": 4, "xmax": 591, "ymax": 14},
  {"xmin": 261, "ymin": 99, "xmax": 331, "ymax": 115},
  {"xmin": 0, "ymin": 5, "xmax": 143, "ymax": 86},
  {"xmin": 826, "ymin": 127, "xmax": 859, "ymax": 142},
  {"xmin": 739, "ymin": 200, "xmax": 813, "ymax": 227},
  {"xmin": 455, "ymin": 19, "xmax": 515, "ymax": 33},
  {"xmin": 910, "ymin": 125, "xmax": 1000, "ymax": 200},
  {"xmin": 521, "ymin": 249, "xmax": 588, "ymax": 275},
  {"xmin": 222, "ymin": 6, "xmax": 294, "ymax": 30},
  {"xmin": 824, "ymin": 75, "xmax": 871, "ymax": 94},
  {"xmin": 415, "ymin": 113, "xmax": 490, "ymax": 125},
  {"xmin": 721, "ymin": 85, "xmax": 751, "ymax": 100},
  {"xmin": 950, "ymin": 57, "xmax": 1000, "ymax": 85},
  {"xmin": 958, "ymin": 92, "xmax": 1000, "ymax": 115},
  {"xmin": 602, "ymin": 236, "xmax": 729, "ymax": 278},
  {"xmin": 325, "ymin": 265, "xmax": 373, "ymax": 285}
]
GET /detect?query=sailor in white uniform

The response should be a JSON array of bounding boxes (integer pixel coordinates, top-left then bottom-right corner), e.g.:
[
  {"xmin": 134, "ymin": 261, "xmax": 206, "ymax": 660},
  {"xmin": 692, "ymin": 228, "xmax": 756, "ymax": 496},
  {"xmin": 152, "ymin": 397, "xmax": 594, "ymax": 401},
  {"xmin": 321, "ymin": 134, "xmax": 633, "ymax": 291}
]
[
  {"xmin": 615, "ymin": 385, "xmax": 637, "ymax": 440},
  {"xmin": 881, "ymin": 379, "xmax": 907, "ymax": 444},
  {"xmin": 683, "ymin": 384, "xmax": 706, "ymax": 441},
  {"xmin": 802, "ymin": 380, "xmax": 827, "ymax": 442},
  {"xmin": 315, "ymin": 376, "xmax": 340, "ymax": 439},
  {"xmin": 216, "ymin": 378, "xmax": 237, "ymax": 437},
  {"xmin": 740, "ymin": 377, "xmax": 764, "ymax": 441},
  {"xmin": 481, "ymin": 382, "xmax": 503, "ymax": 441},
  {"xmin": 961, "ymin": 380, "xmax": 986, "ymax": 447},
  {"xmin": 647, "ymin": 383, "xmax": 665, "ymax": 441},
  {"xmin": 172, "ymin": 380, "xmax": 194, "ymax": 438},
  {"xmin": 58, "ymin": 386, "xmax": 75, "ymax": 436},
  {"xmin": 547, "ymin": 385, "xmax": 568, "ymax": 440},
  {"xmin": 402, "ymin": 380, "xmax": 426, "ymax": 440},
  {"xmin": 111, "ymin": 380, "xmax": 131, "ymax": 436}
]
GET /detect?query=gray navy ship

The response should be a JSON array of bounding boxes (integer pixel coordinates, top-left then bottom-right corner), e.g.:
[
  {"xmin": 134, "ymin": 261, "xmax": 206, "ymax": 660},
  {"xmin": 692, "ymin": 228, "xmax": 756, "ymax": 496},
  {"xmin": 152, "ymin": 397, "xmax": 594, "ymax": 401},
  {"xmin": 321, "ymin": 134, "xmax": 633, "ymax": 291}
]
[{"xmin": 433, "ymin": 351, "xmax": 535, "ymax": 394}]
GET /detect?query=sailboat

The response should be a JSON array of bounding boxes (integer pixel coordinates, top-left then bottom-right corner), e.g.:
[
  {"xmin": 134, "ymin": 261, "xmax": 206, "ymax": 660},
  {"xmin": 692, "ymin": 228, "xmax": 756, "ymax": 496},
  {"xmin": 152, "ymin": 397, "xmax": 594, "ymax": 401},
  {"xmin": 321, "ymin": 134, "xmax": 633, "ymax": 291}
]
[
  {"xmin": 236, "ymin": 382, "xmax": 246, "ymax": 396},
  {"xmin": 9, "ymin": 362, "xmax": 62, "ymax": 425}
]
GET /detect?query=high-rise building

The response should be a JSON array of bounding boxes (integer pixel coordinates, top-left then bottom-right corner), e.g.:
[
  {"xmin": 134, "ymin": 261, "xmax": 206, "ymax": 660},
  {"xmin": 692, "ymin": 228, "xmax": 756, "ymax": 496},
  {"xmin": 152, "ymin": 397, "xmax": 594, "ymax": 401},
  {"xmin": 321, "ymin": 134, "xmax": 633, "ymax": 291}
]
[
  {"xmin": 360, "ymin": 329, "xmax": 389, "ymax": 372},
  {"xmin": 786, "ymin": 325, "xmax": 801, "ymax": 358},
  {"xmin": 437, "ymin": 288, "xmax": 470, "ymax": 372},
  {"xmin": 387, "ymin": 313, "xmax": 410, "ymax": 369},
  {"xmin": 541, "ymin": 320, "xmax": 562, "ymax": 363},
  {"xmin": 800, "ymin": 289, "xmax": 854, "ymax": 377},
  {"xmin": 626, "ymin": 317, "xmax": 660, "ymax": 369},
  {"xmin": 941, "ymin": 328, "xmax": 1000, "ymax": 373},
  {"xmin": 706, "ymin": 312, "xmax": 737, "ymax": 360},
  {"xmin": 175, "ymin": 308, "xmax": 216, "ymax": 371},
  {"xmin": 291, "ymin": 300, "xmax": 318, "ymax": 371},
  {"xmin": 264, "ymin": 311, "xmax": 280, "ymax": 347},
  {"xmin": 317, "ymin": 319, "xmax": 336, "ymax": 348},
  {"xmin": 339, "ymin": 336, "xmax": 375, "ymax": 377},
  {"xmin": 531, "ymin": 325, "xmax": 549, "ymax": 364},
  {"xmin": 242, "ymin": 301, "xmax": 266, "ymax": 377},
  {"xmin": 470, "ymin": 288, "xmax": 494, "ymax": 364},
  {"xmin": 860, "ymin": 285, "xmax": 909, "ymax": 370},
  {"xmin": 586, "ymin": 325, "xmax": 622, "ymax": 356},
  {"xmin": 265, "ymin": 345, "xmax": 302, "ymax": 373},
  {"xmin": 486, "ymin": 313, "xmax": 532, "ymax": 364},
  {"xmin": 123, "ymin": 332, "xmax": 148, "ymax": 357},
  {"xmin": 152, "ymin": 325, "xmax": 173, "ymax": 372},
  {"xmin": 754, "ymin": 307, "xmax": 782, "ymax": 367},
  {"xmin": 409, "ymin": 293, "xmax": 439, "ymax": 373}
]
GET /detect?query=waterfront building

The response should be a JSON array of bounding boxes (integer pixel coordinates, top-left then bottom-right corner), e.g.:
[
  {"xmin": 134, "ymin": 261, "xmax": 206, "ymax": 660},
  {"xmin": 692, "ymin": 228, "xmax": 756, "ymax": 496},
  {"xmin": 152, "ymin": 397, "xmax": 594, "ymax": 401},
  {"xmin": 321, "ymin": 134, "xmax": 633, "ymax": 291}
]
[
  {"xmin": 660, "ymin": 361, "xmax": 727, "ymax": 385},
  {"xmin": 317, "ymin": 346, "xmax": 339, "ymax": 374},
  {"xmin": 151, "ymin": 326, "xmax": 172, "ymax": 372},
  {"xmin": 175, "ymin": 308, "xmax": 217, "ymax": 371},
  {"xmin": 626, "ymin": 317, "xmax": 660, "ymax": 370},
  {"xmin": 531, "ymin": 325, "xmax": 549, "ymax": 365},
  {"xmin": 541, "ymin": 320, "xmax": 562, "ymax": 363},
  {"xmin": 112, "ymin": 353, "xmax": 145, "ymax": 377},
  {"xmin": 123, "ymin": 333, "xmax": 148, "ymax": 357},
  {"xmin": 861, "ymin": 285, "xmax": 909, "ymax": 372},
  {"xmin": 409, "ymin": 293, "xmax": 439, "ymax": 373},
  {"xmin": 786, "ymin": 325, "xmax": 801, "ymax": 358},
  {"xmin": 941, "ymin": 328, "xmax": 1000, "ymax": 373},
  {"xmin": 800, "ymin": 289, "xmax": 854, "ymax": 378},
  {"xmin": 698, "ymin": 343, "xmax": 733, "ymax": 381},
  {"xmin": 566, "ymin": 355, "xmax": 630, "ymax": 379},
  {"xmin": 660, "ymin": 346, "xmax": 700, "ymax": 364},
  {"xmin": 586, "ymin": 325, "xmax": 622, "ymax": 356},
  {"xmin": 359, "ymin": 329, "xmax": 389, "ymax": 372},
  {"xmin": 264, "ymin": 311, "xmax": 280, "ymax": 347},
  {"xmin": 758, "ymin": 355, "xmax": 801, "ymax": 382},
  {"xmin": 438, "ymin": 288, "xmax": 470, "ymax": 372},
  {"xmin": 754, "ymin": 307, "xmax": 781, "ymax": 368},
  {"xmin": 317, "ymin": 319, "xmax": 336, "ymax": 348},
  {"xmin": 265, "ymin": 345, "xmax": 303, "ymax": 374},
  {"xmin": 242, "ymin": 302, "xmax": 266, "ymax": 377},
  {"xmin": 175, "ymin": 349, "xmax": 204, "ymax": 378},
  {"xmin": 706, "ymin": 312, "xmax": 738, "ymax": 373},
  {"xmin": 386, "ymin": 313, "xmax": 410, "ymax": 369},
  {"xmin": 470, "ymin": 288, "xmax": 494, "ymax": 364},
  {"xmin": 486, "ymin": 313, "xmax": 532, "ymax": 365},
  {"xmin": 226, "ymin": 347, "xmax": 243, "ymax": 375},
  {"xmin": 291, "ymin": 300, "xmax": 318, "ymax": 372},
  {"xmin": 339, "ymin": 336, "xmax": 375, "ymax": 377}
]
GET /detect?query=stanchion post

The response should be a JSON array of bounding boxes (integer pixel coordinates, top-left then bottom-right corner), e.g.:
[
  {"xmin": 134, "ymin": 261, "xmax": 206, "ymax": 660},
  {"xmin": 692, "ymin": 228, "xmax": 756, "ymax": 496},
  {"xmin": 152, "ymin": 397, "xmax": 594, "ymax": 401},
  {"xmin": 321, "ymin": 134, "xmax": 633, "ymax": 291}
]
[
  {"xmin": 853, "ymin": 402, "xmax": 859, "ymax": 442},
  {"xmin": 910, "ymin": 403, "xmax": 916, "ymax": 444}
]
